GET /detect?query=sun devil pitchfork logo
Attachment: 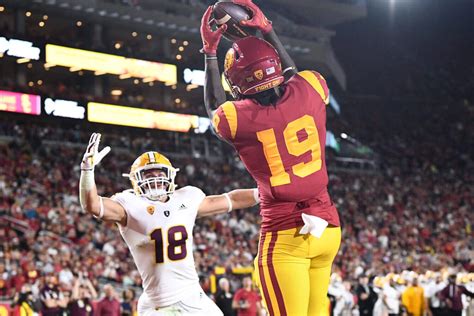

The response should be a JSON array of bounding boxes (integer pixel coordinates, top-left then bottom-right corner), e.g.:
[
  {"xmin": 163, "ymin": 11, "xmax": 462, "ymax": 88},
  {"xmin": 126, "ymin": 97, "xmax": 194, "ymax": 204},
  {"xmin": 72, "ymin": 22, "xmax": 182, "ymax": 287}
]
[{"xmin": 146, "ymin": 206, "xmax": 155, "ymax": 215}]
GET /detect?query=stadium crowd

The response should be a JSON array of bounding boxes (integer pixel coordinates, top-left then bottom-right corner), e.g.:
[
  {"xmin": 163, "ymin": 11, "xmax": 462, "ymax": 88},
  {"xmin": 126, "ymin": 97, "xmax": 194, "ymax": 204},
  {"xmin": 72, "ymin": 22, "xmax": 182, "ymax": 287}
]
[
  {"xmin": 0, "ymin": 92, "xmax": 472, "ymax": 315},
  {"xmin": 1, "ymin": 2, "xmax": 473, "ymax": 314}
]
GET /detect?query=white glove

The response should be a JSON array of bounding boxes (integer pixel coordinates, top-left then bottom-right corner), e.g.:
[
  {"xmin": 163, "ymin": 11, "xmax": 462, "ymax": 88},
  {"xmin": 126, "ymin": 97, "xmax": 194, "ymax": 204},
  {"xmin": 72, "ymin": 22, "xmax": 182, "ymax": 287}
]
[{"xmin": 81, "ymin": 133, "xmax": 111, "ymax": 171}]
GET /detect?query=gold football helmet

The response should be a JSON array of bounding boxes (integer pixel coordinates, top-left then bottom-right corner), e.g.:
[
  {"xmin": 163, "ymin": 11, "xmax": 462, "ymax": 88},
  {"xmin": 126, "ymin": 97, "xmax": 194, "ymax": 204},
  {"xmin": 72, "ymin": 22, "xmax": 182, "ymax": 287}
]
[{"xmin": 124, "ymin": 151, "xmax": 179, "ymax": 200}]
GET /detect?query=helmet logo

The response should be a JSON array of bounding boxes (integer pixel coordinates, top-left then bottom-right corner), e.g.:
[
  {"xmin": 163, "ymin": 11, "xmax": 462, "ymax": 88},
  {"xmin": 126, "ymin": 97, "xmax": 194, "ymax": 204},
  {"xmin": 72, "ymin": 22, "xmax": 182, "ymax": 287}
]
[
  {"xmin": 254, "ymin": 70, "xmax": 264, "ymax": 80},
  {"xmin": 147, "ymin": 205, "xmax": 155, "ymax": 215},
  {"xmin": 164, "ymin": 210, "xmax": 170, "ymax": 217},
  {"xmin": 224, "ymin": 49, "xmax": 235, "ymax": 72}
]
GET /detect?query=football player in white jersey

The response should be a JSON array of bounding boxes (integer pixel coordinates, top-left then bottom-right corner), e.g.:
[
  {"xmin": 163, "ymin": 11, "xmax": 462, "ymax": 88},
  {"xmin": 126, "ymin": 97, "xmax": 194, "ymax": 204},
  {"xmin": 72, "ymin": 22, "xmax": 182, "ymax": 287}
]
[{"xmin": 79, "ymin": 133, "xmax": 259, "ymax": 316}]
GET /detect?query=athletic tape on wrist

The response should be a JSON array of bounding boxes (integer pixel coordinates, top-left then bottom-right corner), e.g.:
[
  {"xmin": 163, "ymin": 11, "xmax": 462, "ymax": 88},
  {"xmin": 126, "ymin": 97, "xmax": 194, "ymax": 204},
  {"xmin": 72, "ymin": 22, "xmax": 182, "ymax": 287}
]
[
  {"xmin": 79, "ymin": 170, "xmax": 94, "ymax": 211},
  {"xmin": 253, "ymin": 188, "xmax": 260, "ymax": 205},
  {"xmin": 223, "ymin": 193, "xmax": 233, "ymax": 213}
]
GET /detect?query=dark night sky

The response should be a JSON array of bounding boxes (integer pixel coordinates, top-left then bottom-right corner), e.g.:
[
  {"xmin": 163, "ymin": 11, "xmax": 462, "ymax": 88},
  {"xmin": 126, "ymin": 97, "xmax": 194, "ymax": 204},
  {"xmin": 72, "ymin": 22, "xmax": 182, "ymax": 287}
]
[{"xmin": 332, "ymin": 0, "xmax": 474, "ymax": 93}]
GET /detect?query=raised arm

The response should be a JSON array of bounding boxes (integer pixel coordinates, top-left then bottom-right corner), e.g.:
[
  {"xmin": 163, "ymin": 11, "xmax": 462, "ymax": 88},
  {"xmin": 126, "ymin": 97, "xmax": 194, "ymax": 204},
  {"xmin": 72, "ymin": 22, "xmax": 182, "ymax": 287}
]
[
  {"xmin": 233, "ymin": 0, "xmax": 298, "ymax": 80},
  {"xmin": 197, "ymin": 188, "xmax": 259, "ymax": 217},
  {"xmin": 201, "ymin": 6, "xmax": 228, "ymax": 119},
  {"xmin": 79, "ymin": 133, "xmax": 127, "ymax": 226}
]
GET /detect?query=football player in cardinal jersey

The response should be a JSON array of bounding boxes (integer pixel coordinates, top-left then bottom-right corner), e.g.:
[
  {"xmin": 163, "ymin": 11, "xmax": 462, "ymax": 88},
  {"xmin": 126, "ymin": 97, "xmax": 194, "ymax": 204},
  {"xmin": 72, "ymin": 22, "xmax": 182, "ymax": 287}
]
[
  {"xmin": 79, "ymin": 133, "xmax": 259, "ymax": 316},
  {"xmin": 201, "ymin": 1, "xmax": 341, "ymax": 315}
]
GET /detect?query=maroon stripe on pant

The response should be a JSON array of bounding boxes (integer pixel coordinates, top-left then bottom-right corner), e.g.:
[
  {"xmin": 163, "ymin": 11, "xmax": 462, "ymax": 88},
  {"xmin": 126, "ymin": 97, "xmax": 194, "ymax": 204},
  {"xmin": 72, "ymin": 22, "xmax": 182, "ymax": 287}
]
[
  {"xmin": 258, "ymin": 232, "xmax": 274, "ymax": 315},
  {"xmin": 267, "ymin": 232, "xmax": 287, "ymax": 316}
]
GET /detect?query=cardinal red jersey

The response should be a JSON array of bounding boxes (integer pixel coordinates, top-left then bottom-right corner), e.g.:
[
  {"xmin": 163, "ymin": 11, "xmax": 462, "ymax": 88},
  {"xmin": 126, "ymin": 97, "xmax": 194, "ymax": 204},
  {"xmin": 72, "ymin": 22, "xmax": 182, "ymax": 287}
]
[{"xmin": 213, "ymin": 70, "xmax": 340, "ymax": 232}]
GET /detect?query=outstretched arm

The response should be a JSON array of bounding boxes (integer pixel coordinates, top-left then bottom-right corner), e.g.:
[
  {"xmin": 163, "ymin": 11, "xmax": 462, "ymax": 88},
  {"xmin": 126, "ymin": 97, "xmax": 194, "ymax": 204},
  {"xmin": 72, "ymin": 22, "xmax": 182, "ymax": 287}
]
[
  {"xmin": 263, "ymin": 30, "xmax": 297, "ymax": 79},
  {"xmin": 197, "ymin": 188, "xmax": 259, "ymax": 217},
  {"xmin": 201, "ymin": 6, "xmax": 228, "ymax": 119},
  {"xmin": 204, "ymin": 56, "xmax": 227, "ymax": 119},
  {"xmin": 79, "ymin": 133, "xmax": 127, "ymax": 225},
  {"xmin": 233, "ymin": 0, "xmax": 298, "ymax": 80}
]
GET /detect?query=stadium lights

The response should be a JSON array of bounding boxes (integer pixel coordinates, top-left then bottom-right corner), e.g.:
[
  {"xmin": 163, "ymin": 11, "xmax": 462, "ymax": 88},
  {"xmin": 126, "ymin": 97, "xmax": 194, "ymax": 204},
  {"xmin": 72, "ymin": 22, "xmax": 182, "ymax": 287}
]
[
  {"xmin": 0, "ymin": 6, "xmax": 5, "ymax": 12},
  {"xmin": 148, "ymin": 82, "xmax": 154, "ymax": 87},
  {"xmin": 37, "ymin": 80, "xmax": 43, "ymax": 85},
  {"xmin": 178, "ymin": 46, "xmax": 184, "ymax": 52},
  {"xmin": 17, "ymin": 58, "xmax": 30, "ymax": 64},
  {"xmin": 147, "ymin": 34, "xmax": 152, "ymax": 40},
  {"xmin": 119, "ymin": 73, "xmax": 132, "ymax": 80},
  {"xmin": 39, "ymin": 21, "xmax": 45, "ymax": 27},
  {"xmin": 132, "ymin": 32, "xmax": 138, "ymax": 37},
  {"xmin": 27, "ymin": 63, "xmax": 33, "ymax": 69},
  {"xmin": 25, "ymin": 11, "xmax": 32, "ymax": 17},
  {"xmin": 28, "ymin": 81, "xmax": 34, "ymax": 87},
  {"xmin": 171, "ymin": 38, "xmax": 177, "ymax": 44},
  {"xmin": 69, "ymin": 67, "xmax": 81, "ymax": 72},
  {"xmin": 43, "ymin": 15, "xmax": 48, "ymax": 20},
  {"xmin": 183, "ymin": 41, "xmax": 189, "ymax": 46},
  {"xmin": 76, "ymin": 21, "xmax": 83, "ymax": 27},
  {"xmin": 171, "ymin": 85, "xmax": 177, "ymax": 90},
  {"xmin": 111, "ymin": 90, "xmax": 122, "ymax": 96},
  {"xmin": 114, "ymin": 42, "xmax": 121, "ymax": 49},
  {"xmin": 133, "ymin": 79, "xmax": 139, "ymax": 84},
  {"xmin": 341, "ymin": 133, "xmax": 348, "ymax": 139},
  {"xmin": 176, "ymin": 54, "xmax": 182, "ymax": 60},
  {"xmin": 175, "ymin": 98, "xmax": 181, "ymax": 104}
]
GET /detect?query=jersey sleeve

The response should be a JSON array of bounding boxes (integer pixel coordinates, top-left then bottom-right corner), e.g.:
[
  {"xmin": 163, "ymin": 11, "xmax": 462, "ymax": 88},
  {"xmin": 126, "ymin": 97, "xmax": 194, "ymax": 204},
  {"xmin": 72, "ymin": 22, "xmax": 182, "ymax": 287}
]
[
  {"xmin": 111, "ymin": 190, "xmax": 146, "ymax": 234},
  {"xmin": 212, "ymin": 101, "xmax": 238, "ymax": 141},
  {"xmin": 297, "ymin": 70, "xmax": 330, "ymax": 105},
  {"xmin": 180, "ymin": 186, "xmax": 206, "ymax": 219}
]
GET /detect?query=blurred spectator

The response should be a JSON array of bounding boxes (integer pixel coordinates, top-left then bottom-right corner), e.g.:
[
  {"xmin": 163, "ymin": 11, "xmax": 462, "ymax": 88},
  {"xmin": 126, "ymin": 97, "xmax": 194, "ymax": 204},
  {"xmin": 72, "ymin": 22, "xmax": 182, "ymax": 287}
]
[
  {"xmin": 330, "ymin": 281, "xmax": 355, "ymax": 316},
  {"xmin": 95, "ymin": 284, "xmax": 121, "ymax": 316},
  {"xmin": 439, "ymin": 274, "xmax": 474, "ymax": 316},
  {"xmin": 40, "ymin": 275, "xmax": 68, "ymax": 316},
  {"xmin": 425, "ymin": 275, "xmax": 446, "ymax": 316},
  {"xmin": 121, "ymin": 288, "xmax": 136, "ymax": 316},
  {"xmin": 68, "ymin": 275, "xmax": 97, "ymax": 316},
  {"xmin": 232, "ymin": 277, "xmax": 262, "ymax": 316},
  {"xmin": 355, "ymin": 275, "xmax": 376, "ymax": 316},
  {"xmin": 401, "ymin": 278, "xmax": 426, "ymax": 316},
  {"xmin": 215, "ymin": 277, "xmax": 235, "ymax": 316},
  {"xmin": 11, "ymin": 283, "xmax": 41, "ymax": 316},
  {"xmin": 382, "ymin": 278, "xmax": 401, "ymax": 316}
]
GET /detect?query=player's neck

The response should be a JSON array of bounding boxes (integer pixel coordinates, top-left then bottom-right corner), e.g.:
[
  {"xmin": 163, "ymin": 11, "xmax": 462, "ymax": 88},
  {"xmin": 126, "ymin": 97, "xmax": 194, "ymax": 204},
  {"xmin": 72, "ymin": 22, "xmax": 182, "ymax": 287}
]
[{"xmin": 250, "ymin": 86, "xmax": 283, "ymax": 107}]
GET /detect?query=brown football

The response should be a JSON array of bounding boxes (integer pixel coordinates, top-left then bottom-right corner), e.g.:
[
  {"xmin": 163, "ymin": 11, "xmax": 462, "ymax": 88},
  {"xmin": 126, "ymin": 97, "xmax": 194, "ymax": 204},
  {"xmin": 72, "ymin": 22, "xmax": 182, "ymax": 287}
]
[{"xmin": 212, "ymin": 1, "xmax": 256, "ymax": 42}]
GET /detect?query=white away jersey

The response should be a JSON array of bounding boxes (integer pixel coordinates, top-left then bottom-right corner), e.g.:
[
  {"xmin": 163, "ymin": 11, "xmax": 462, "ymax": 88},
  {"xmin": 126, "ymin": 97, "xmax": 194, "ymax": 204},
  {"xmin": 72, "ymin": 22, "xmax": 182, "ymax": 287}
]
[{"xmin": 112, "ymin": 186, "xmax": 206, "ymax": 307}]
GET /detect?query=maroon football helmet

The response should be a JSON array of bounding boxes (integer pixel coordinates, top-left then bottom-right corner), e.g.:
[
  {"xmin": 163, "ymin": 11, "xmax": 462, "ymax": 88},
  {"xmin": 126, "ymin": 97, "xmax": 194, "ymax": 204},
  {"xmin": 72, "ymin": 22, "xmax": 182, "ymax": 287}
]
[{"xmin": 224, "ymin": 36, "xmax": 284, "ymax": 99}]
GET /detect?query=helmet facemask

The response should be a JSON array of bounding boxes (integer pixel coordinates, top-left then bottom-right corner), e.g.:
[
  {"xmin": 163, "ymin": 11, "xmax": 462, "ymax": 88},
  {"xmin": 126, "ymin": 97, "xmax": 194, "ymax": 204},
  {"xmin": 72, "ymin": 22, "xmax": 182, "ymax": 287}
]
[{"xmin": 129, "ymin": 164, "xmax": 178, "ymax": 201}]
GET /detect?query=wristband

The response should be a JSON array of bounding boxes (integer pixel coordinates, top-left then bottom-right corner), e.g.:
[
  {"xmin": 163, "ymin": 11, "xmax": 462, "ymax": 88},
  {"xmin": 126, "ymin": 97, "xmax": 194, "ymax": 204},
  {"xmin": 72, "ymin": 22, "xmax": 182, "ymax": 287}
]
[
  {"xmin": 223, "ymin": 193, "xmax": 233, "ymax": 213},
  {"xmin": 283, "ymin": 66, "xmax": 296, "ymax": 74},
  {"xmin": 253, "ymin": 189, "xmax": 260, "ymax": 205}
]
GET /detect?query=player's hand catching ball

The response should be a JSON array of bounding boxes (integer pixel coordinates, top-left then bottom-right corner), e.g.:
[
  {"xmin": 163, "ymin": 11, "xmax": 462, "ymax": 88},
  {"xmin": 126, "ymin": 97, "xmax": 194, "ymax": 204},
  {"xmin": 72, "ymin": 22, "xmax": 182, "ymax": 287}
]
[
  {"xmin": 200, "ymin": 6, "xmax": 227, "ymax": 56},
  {"xmin": 232, "ymin": 0, "xmax": 272, "ymax": 34},
  {"xmin": 81, "ymin": 133, "xmax": 111, "ymax": 171}
]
